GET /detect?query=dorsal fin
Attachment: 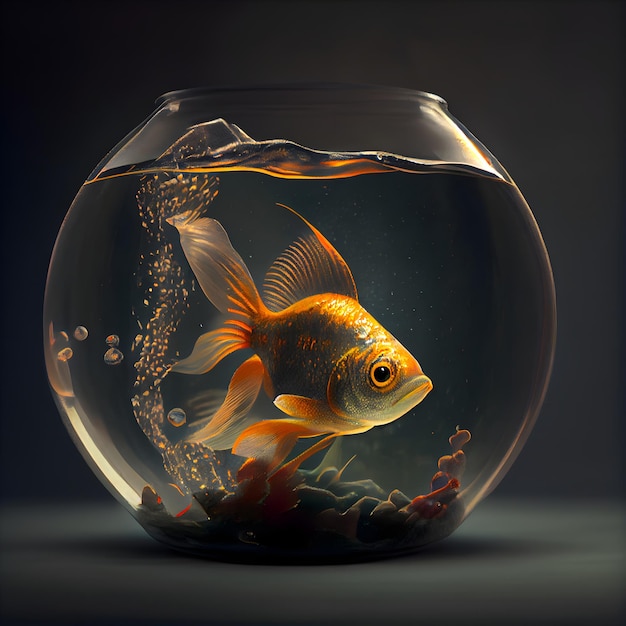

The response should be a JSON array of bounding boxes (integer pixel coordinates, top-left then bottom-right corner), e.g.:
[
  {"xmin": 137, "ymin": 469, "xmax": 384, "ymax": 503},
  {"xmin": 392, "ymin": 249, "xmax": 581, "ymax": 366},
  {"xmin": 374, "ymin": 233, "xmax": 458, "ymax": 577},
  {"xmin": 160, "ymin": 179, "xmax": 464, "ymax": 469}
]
[{"xmin": 262, "ymin": 204, "xmax": 358, "ymax": 311}]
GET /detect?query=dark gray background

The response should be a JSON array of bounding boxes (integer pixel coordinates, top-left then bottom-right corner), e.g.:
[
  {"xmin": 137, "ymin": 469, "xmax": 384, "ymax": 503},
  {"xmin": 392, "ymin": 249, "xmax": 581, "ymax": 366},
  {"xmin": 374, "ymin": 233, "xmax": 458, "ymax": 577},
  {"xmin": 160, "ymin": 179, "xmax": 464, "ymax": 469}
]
[{"xmin": 2, "ymin": 0, "xmax": 623, "ymax": 504}]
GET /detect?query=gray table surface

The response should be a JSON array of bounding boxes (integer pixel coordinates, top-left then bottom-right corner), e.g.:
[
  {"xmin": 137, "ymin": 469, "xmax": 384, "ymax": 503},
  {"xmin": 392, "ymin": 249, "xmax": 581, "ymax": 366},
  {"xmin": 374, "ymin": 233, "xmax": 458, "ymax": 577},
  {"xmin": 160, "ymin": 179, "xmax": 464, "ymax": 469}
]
[{"xmin": 1, "ymin": 497, "xmax": 624, "ymax": 625}]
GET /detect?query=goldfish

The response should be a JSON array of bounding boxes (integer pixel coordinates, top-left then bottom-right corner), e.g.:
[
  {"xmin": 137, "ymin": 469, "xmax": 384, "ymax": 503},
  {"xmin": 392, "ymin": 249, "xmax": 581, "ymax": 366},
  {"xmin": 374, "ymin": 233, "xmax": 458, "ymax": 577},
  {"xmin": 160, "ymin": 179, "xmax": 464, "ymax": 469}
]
[{"xmin": 167, "ymin": 204, "xmax": 432, "ymax": 474}]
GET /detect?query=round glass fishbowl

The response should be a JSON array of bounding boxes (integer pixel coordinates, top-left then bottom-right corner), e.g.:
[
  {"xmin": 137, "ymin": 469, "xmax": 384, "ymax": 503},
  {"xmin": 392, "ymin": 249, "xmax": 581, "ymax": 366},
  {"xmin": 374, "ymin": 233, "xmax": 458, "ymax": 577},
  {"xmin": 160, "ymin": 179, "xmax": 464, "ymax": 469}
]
[{"xmin": 44, "ymin": 85, "xmax": 556, "ymax": 561}]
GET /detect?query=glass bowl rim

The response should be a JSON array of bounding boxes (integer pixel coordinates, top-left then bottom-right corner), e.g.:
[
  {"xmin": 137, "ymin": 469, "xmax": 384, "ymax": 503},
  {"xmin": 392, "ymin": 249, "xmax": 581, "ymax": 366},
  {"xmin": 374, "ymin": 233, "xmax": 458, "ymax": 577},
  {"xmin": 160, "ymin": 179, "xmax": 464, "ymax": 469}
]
[{"xmin": 155, "ymin": 82, "xmax": 449, "ymax": 108}]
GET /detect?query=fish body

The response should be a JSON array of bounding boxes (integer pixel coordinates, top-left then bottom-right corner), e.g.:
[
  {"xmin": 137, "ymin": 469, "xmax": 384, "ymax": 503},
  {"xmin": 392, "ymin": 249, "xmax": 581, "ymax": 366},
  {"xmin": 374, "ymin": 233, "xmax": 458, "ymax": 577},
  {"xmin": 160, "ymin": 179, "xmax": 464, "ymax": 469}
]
[
  {"xmin": 252, "ymin": 294, "xmax": 427, "ymax": 431},
  {"xmin": 253, "ymin": 294, "xmax": 377, "ymax": 407},
  {"xmin": 167, "ymin": 205, "xmax": 432, "ymax": 472}
]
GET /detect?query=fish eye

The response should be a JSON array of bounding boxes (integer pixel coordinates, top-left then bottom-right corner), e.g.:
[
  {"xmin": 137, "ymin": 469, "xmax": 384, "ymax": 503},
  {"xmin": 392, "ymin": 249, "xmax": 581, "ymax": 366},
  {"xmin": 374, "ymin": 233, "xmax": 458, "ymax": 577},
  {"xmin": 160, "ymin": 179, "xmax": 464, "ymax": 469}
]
[{"xmin": 369, "ymin": 359, "xmax": 395, "ymax": 389}]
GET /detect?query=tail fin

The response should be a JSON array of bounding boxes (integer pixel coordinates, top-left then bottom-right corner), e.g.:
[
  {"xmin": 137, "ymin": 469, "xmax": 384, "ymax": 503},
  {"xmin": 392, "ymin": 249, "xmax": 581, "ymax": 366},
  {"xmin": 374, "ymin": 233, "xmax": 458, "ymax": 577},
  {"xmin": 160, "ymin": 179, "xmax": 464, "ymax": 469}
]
[
  {"xmin": 172, "ymin": 324, "xmax": 250, "ymax": 375},
  {"xmin": 168, "ymin": 215, "xmax": 264, "ymax": 375},
  {"xmin": 168, "ymin": 215, "xmax": 262, "ymax": 320},
  {"xmin": 186, "ymin": 355, "xmax": 265, "ymax": 446}
]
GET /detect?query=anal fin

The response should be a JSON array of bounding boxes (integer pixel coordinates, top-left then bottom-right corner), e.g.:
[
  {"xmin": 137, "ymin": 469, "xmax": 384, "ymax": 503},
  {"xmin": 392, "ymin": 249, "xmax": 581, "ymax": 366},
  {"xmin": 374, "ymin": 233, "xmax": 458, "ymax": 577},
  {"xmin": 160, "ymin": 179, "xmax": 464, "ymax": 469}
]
[
  {"xmin": 269, "ymin": 434, "xmax": 339, "ymax": 484},
  {"xmin": 233, "ymin": 418, "xmax": 317, "ymax": 478}
]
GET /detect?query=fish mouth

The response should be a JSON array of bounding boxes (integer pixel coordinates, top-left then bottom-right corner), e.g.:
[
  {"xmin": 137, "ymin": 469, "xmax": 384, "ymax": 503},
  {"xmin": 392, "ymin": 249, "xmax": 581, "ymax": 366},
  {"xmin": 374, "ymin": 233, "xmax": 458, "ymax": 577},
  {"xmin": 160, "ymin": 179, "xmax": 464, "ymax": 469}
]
[{"xmin": 394, "ymin": 375, "xmax": 433, "ymax": 407}]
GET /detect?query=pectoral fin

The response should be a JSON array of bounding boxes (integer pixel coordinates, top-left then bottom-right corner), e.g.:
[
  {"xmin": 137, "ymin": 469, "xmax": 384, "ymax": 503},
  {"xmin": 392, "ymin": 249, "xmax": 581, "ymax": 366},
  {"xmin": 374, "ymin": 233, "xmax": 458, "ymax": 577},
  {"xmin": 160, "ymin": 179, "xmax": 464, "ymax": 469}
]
[
  {"xmin": 274, "ymin": 394, "xmax": 372, "ymax": 438},
  {"xmin": 273, "ymin": 394, "xmax": 340, "ymax": 423}
]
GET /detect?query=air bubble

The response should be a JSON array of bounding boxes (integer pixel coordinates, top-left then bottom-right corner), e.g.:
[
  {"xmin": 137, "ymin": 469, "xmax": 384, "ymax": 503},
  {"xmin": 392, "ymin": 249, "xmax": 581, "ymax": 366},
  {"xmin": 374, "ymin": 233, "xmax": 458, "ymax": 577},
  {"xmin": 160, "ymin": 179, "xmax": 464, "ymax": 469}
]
[
  {"xmin": 57, "ymin": 347, "xmax": 73, "ymax": 362},
  {"xmin": 167, "ymin": 408, "xmax": 187, "ymax": 427},
  {"xmin": 74, "ymin": 326, "xmax": 88, "ymax": 341},
  {"xmin": 104, "ymin": 348, "xmax": 124, "ymax": 365}
]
